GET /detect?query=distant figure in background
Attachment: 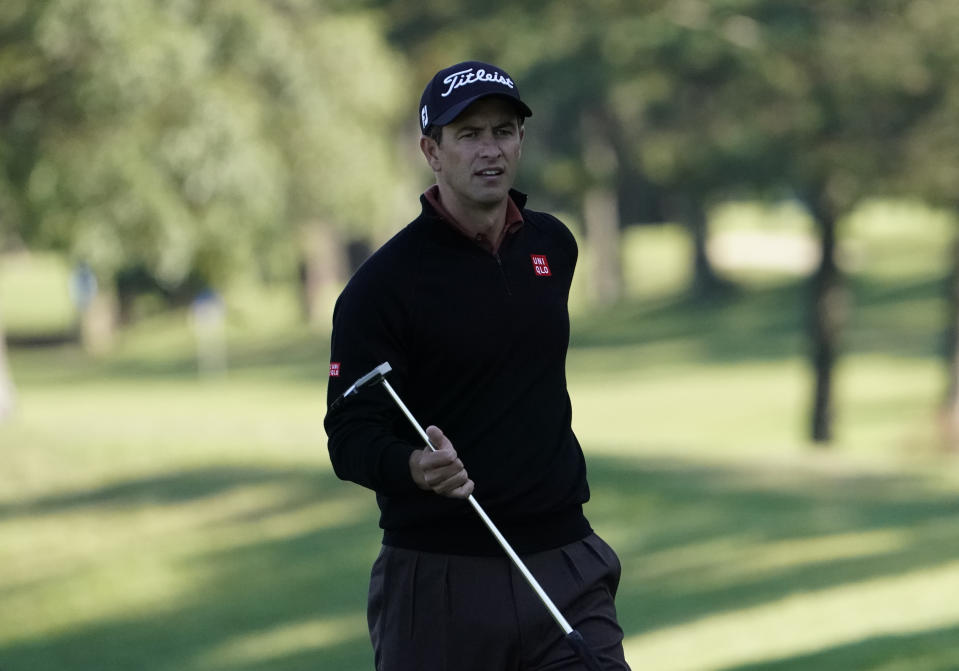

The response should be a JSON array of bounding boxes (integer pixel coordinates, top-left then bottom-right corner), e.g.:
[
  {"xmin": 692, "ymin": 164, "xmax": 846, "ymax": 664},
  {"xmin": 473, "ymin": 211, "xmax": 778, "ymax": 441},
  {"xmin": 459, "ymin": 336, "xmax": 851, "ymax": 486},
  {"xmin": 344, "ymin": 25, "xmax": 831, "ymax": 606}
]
[
  {"xmin": 69, "ymin": 263, "xmax": 98, "ymax": 316},
  {"xmin": 189, "ymin": 288, "xmax": 227, "ymax": 377},
  {"xmin": 70, "ymin": 262, "xmax": 119, "ymax": 353},
  {"xmin": 69, "ymin": 263, "xmax": 99, "ymax": 348}
]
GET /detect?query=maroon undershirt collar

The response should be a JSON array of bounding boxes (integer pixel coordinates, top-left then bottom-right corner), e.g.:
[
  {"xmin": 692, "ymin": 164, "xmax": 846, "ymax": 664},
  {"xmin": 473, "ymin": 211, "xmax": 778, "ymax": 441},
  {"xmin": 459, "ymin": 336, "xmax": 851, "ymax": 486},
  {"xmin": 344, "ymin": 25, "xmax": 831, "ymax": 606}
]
[{"xmin": 424, "ymin": 185, "xmax": 523, "ymax": 254}]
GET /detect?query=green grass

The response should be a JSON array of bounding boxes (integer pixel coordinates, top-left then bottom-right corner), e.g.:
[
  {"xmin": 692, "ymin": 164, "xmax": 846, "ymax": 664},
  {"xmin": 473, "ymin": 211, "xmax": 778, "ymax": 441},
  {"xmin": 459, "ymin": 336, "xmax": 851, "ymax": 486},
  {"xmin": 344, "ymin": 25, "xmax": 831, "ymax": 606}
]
[{"xmin": 2, "ymin": 205, "xmax": 959, "ymax": 670}]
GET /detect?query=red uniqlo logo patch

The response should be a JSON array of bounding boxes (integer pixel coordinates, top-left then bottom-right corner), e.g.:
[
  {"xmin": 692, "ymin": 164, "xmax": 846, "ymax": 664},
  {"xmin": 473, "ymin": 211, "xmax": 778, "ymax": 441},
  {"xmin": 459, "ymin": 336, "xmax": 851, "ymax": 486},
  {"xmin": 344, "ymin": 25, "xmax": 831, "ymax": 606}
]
[
  {"xmin": 531, "ymin": 254, "xmax": 551, "ymax": 276},
  {"xmin": 329, "ymin": 362, "xmax": 341, "ymax": 377}
]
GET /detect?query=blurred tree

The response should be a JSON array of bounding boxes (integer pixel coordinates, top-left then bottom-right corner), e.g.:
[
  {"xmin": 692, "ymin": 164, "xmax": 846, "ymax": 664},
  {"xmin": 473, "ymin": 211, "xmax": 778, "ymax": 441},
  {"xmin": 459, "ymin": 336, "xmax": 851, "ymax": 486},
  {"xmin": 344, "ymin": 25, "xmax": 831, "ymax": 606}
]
[
  {"xmin": 578, "ymin": 2, "xmax": 854, "ymax": 441},
  {"xmin": 891, "ymin": 2, "xmax": 959, "ymax": 447},
  {"xmin": 945, "ymin": 228, "xmax": 959, "ymax": 450},
  {"xmin": 197, "ymin": 2, "xmax": 411, "ymax": 323},
  {"xmin": 0, "ymin": 0, "xmax": 411, "ymax": 348},
  {"xmin": 768, "ymin": 1, "xmax": 945, "ymax": 444},
  {"xmin": 646, "ymin": 0, "xmax": 946, "ymax": 443},
  {"xmin": 0, "ymin": 306, "xmax": 13, "ymax": 421},
  {"xmin": 16, "ymin": 0, "xmax": 289, "ymax": 347},
  {"xmin": 600, "ymin": 1, "xmax": 769, "ymax": 297}
]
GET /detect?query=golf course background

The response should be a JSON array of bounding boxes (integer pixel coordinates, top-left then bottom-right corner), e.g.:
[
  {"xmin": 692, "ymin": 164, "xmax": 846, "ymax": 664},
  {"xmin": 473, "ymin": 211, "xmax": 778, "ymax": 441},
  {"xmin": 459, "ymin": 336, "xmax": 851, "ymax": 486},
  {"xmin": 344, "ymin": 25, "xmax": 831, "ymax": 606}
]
[{"xmin": 2, "ymin": 210, "xmax": 959, "ymax": 670}]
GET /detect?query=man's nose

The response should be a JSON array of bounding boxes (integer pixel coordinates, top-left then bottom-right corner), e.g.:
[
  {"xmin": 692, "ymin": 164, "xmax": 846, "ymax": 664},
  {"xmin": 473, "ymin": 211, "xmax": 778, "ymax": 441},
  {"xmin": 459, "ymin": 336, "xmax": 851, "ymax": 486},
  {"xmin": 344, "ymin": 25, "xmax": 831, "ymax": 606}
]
[{"xmin": 477, "ymin": 133, "xmax": 503, "ymax": 156}]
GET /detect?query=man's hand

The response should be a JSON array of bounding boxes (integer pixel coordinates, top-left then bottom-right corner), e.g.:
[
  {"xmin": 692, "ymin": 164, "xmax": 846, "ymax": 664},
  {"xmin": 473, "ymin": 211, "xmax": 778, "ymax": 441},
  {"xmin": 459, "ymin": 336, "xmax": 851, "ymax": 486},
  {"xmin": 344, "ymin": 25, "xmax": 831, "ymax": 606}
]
[{"xmin": 409, "ymin": 425, "xmax": 475, "ymax": 499}]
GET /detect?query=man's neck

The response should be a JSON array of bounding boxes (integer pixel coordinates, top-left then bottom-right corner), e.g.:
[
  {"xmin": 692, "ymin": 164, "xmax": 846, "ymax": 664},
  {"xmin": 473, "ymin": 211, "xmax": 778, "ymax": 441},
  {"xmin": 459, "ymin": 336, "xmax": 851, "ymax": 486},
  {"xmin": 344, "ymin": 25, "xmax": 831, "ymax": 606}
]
[{"xmin": 434, "ymin": 185, "xmax": 507, "ymax": 241}]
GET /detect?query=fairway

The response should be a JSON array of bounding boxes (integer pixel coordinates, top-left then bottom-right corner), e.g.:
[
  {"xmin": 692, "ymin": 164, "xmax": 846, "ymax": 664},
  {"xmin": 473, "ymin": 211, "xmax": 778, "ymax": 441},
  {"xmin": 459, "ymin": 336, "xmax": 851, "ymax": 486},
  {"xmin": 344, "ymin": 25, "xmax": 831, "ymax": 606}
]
[
  {"xmin": 2, "ymin": 352, "xmax": 958, "ymax": 670},
  {"xmin": 3, "ymin": 219, "xmax": 959, "ymax": 670}
]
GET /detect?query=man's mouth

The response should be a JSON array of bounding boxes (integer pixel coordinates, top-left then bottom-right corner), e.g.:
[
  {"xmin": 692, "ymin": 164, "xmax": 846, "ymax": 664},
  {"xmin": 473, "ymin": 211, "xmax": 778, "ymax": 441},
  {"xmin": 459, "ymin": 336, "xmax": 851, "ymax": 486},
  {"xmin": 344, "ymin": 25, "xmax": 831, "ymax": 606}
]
[{"xmin": 476, "ymin": 168, "xmax": 504, "ymax": 177}]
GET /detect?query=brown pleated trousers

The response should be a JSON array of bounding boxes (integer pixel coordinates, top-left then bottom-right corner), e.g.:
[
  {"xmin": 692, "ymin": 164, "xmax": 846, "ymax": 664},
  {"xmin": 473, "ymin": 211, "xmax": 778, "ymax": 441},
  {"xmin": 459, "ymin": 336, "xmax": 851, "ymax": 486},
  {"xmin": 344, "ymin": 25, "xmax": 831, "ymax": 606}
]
[{"xmin": 367, "ymin": 533, "xmax": 631, "ymax": 671}]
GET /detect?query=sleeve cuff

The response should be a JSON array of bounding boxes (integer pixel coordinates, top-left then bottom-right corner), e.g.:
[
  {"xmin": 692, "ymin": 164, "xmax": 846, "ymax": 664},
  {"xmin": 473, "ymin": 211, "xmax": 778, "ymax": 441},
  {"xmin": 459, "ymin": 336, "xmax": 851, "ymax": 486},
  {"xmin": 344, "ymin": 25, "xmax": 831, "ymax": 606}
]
[{"xmin": 378, "ymin": 441, "xmax": 421, "ymax": 495}]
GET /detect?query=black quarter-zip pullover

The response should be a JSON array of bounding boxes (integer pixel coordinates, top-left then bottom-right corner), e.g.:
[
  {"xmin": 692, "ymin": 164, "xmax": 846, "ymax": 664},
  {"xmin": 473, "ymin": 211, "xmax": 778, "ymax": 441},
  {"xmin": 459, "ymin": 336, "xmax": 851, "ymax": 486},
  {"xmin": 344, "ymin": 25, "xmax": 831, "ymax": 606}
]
[{"xmin": 324, "ymin": 189, "xmax": 592, "ymax": 555}]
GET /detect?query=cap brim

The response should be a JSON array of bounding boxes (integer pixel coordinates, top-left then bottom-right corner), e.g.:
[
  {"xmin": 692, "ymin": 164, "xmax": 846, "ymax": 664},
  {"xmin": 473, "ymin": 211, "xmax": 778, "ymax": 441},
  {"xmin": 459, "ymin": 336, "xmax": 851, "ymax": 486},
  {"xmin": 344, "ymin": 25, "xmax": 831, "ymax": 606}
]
[{"xmin": 431, "ymin": 93, "xmax": 532, "ymax": 128}]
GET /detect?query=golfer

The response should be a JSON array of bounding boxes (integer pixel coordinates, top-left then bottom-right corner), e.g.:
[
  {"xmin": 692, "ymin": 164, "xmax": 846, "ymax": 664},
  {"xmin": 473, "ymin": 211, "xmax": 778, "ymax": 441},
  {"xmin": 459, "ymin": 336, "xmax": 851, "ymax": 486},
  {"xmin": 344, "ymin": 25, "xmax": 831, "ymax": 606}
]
[{"xmin": 325, "ymin": 60, "xmax": 630, "ymax": 671}]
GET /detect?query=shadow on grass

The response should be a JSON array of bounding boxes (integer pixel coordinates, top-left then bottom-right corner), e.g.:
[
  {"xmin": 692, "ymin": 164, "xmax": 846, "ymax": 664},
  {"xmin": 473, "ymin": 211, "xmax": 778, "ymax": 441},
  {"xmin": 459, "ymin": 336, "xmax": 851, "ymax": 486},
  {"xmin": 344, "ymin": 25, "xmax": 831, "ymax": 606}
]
[
  {"xmin": 100, "ymin": 332, "xmax": 333, "ymax": 383},
  {"xmin": 719, "ymin": 623, "xmax": 959, "ymax": 671},
  {"xmin": 570, "ymin": 276, "xmax": 946, "ymax": 368},
  {"xmin": 8, "ymin": 329, "xmax": 332, "ymax": 386},
  {"xmin": 593, "ymin": 453, "xmax": 959, "ymax": 636},
  {"xmin": 0, "ymin": 466, "xmax": 329, "ymax": 520},
  {"xmin": 3, "ymin": 452, "xmax": 958, "ymax": 671},
  {"xmin": 0, "ymin": 465, "xmax": 381, "ymax": 671}
]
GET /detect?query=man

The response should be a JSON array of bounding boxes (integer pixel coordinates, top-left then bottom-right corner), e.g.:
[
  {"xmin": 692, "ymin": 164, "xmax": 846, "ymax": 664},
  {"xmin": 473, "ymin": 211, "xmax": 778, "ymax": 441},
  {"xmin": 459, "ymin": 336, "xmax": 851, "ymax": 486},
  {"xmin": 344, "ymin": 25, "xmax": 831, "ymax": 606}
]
[{"xmin": 325, "ymin": 60, "xmax": 630, "ymax": 671}]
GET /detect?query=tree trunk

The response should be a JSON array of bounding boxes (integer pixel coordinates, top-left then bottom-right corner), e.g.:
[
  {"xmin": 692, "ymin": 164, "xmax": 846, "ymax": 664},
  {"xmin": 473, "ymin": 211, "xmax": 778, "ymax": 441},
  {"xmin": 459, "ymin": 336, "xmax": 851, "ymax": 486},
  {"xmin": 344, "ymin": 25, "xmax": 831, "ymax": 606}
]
[
  {"xmin": 0, "ymin": 308, "xmax": 15, "ymax": 422},
  {"xmin": 680, "ymin": 193, "xmax": 729, "ymax": 297},
  {"xmin": 583, "ymin": 186, "xmax": 623, "ymax": 306},
  {"xmin": 940, "ymin": 229, "xmax": 959, "ymax": 450},
  {"xmin": 80, "ymin": 283, "xmax": 118, "ymax": 355},
  {"xmin": 298, "ymin": 222, "xmax": 349, "ymax": 326},
  {"xmin": 580, "ymin": 109, "xmax": 624, "ymax": 306},
  {"xmin": 807, "ymin": 194, "xmax": 845, "ymax": 445}
]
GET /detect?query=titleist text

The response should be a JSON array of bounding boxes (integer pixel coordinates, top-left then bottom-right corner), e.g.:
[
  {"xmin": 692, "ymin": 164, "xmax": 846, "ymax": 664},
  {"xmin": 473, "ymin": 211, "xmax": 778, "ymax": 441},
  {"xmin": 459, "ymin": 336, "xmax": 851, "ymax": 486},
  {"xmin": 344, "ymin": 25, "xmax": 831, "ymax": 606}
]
[{"xmin": 441, "ymin": 68, "xmax": 514, "ymax": 97}]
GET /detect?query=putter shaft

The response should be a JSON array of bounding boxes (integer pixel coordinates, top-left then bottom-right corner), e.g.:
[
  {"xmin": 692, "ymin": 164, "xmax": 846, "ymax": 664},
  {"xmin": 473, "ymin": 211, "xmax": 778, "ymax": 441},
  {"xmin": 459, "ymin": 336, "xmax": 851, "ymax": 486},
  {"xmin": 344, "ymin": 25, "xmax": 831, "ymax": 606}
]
[{"xmin": 379, "ymin": 378, "xmax": 575, "ymax": 636}]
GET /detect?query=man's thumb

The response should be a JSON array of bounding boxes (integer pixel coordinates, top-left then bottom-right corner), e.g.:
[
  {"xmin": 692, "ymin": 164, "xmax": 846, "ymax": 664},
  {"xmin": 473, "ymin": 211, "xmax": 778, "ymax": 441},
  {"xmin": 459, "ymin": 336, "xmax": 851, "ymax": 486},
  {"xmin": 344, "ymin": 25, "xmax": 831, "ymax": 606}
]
[{"xmin": 424, "ymin": 425, "xmax": 446, "ymax": 452}]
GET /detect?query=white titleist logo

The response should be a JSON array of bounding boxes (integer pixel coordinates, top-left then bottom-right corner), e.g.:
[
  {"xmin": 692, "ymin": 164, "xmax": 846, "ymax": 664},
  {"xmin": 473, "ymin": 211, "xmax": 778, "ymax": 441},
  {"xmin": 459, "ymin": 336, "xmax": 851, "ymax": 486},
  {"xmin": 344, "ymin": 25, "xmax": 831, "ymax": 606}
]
[
  {"xmin": 421, "ymin": 105, "xmax": 429, "ymax": 128},
  {"xmin": 441, "ymin": 68, "xmax": 514, "ymax": 97}
]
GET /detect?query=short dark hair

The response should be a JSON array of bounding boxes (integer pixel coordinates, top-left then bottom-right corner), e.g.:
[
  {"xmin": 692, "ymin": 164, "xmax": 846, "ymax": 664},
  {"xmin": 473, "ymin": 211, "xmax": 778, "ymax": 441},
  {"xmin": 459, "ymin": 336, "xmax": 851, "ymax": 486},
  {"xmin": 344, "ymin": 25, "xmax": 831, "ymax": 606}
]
[{"xmin": 425, "ymin": 124, "xmax": 443, "ymax": 145}]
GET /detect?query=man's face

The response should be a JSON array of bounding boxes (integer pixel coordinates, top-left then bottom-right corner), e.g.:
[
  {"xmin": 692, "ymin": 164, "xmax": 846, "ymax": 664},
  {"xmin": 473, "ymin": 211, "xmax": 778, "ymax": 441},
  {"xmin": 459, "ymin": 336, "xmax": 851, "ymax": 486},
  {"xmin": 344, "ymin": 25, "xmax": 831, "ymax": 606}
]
[{"xmin": 421, "ymin": 97, "xmax": 524, "ymax": 211}]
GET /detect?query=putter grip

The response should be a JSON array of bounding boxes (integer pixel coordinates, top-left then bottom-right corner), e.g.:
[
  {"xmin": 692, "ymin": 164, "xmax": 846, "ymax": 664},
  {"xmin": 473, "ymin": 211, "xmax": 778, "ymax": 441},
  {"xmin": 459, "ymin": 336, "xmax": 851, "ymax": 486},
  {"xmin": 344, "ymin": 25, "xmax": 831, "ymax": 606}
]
[{"xmin": 564, "ymin": 630, "xmax": 605, "ymax": 671}]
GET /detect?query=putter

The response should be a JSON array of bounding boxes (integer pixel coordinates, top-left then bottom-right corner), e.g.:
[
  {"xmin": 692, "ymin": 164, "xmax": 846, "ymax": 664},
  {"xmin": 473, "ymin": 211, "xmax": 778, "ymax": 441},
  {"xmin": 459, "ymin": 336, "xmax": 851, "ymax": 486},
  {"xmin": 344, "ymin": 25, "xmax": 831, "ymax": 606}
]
[{"xmin": 334, "ymin": 362, "xmax": 605, "ymax": 671}]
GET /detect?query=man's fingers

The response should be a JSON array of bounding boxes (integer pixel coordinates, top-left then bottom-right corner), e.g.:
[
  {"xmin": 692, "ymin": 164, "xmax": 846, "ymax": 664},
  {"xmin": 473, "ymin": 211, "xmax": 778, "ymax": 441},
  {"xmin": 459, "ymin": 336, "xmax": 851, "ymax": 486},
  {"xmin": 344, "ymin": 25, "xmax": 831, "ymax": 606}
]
[
  {"xmin": 409, "ymin": 425, "xmax": 473, "ymax": 499},
  {"xmin": 425, "ymin": 425, "xmax": 450, "ymax": 452},
  {"xmin": 430, "ymin": 467, "xmax": 474, "ymax": 499},
  {"xmin": 448, "ymin": 478, "xmax": 475, "ymax": 499},
  {"xmin": 423, "ymin": 458, "xmax": 465, "ymax": 486},
  {"xmin": 430, "ymin": 464, "xmax": 470, "ymax": 493},
  {"xmin": 419, "ymin": 449, "xmax": 457, "ymax": 470}
]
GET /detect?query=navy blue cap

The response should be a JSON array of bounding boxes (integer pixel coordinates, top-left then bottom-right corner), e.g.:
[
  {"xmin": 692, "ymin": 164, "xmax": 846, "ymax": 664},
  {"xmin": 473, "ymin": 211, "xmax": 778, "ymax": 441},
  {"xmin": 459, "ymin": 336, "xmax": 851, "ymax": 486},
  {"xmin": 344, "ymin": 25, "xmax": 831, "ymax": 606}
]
[{"xmin": 419, "ymin": 61, "xmax": 532, "ymax": 134}]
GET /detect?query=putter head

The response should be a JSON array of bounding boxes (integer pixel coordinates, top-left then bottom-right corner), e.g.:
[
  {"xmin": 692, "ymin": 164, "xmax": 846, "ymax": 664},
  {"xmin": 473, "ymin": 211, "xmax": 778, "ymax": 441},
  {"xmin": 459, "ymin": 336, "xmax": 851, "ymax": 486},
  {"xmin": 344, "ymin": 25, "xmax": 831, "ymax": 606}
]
[{"xmin": 344, "ymin": 362, "xmax": 392, "ymax": 398}]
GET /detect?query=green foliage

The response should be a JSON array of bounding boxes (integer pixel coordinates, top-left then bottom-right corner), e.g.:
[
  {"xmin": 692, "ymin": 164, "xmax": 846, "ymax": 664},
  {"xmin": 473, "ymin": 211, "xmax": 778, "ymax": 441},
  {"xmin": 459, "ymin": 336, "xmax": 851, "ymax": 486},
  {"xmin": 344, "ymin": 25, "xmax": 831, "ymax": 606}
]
[
  {"xmin": 5, "ymin": 0, "xmax": 957, "ymax": 286},
  {"xmin": 0, "ymin": 0, "xmax": 411, "ymax": 289},
  {"xmin": 369, "ymin": 0, "xmax": 959, "ymax": 221}
]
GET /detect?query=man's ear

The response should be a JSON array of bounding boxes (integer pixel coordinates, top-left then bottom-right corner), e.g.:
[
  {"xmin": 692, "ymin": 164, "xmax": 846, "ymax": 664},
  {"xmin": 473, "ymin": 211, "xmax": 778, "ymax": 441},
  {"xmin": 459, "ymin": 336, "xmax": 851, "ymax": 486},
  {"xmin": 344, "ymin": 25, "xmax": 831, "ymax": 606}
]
[{"xmin": 420, "ymin": 135, "xmax": 442, "ymax": 172}]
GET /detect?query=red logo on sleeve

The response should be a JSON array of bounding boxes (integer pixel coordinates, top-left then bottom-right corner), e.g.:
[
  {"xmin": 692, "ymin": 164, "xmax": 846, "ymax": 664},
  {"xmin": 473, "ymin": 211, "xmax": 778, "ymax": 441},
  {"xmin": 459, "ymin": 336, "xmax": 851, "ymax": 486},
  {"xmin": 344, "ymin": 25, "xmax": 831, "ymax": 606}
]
[
  {"xmin": 329, "ymin": 362, "xmax": 341, "ymax": 377},
  {"xmin": 530, "ymin": 254, "xmax": 551, "ymax": 276}
]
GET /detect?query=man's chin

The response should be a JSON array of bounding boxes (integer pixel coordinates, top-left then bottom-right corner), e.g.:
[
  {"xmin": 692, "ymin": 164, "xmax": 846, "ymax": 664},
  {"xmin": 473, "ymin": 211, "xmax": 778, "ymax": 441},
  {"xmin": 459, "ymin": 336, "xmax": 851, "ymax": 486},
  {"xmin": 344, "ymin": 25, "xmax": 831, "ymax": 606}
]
[{"xmin": 472, "ymin": 187, "xmax": 511, "ymax": 206}]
